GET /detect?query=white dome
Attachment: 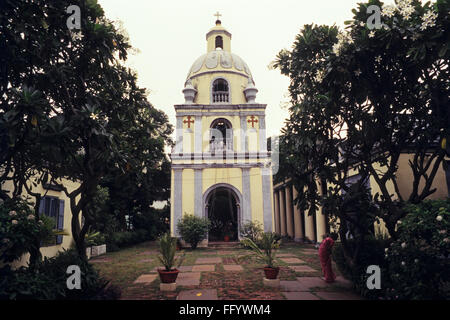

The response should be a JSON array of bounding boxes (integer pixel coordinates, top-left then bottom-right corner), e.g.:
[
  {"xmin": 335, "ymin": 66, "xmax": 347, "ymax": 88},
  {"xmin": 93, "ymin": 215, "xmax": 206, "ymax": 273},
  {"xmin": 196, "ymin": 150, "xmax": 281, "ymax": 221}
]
[{"xmin": 186, "ymin": 50, "xmax": 253, "ymax": 81}]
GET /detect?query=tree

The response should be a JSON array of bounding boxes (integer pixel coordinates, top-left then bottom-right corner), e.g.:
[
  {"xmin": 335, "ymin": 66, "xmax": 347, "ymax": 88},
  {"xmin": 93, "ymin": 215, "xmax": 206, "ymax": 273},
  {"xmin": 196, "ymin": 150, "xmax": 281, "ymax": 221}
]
[
  {"xmin": 273, "ymin": 0, "xmax": 449, "ymax": 267},
  {"xmin": 0, "ymin": 0, "xmax": 173, "ymax": 260}
]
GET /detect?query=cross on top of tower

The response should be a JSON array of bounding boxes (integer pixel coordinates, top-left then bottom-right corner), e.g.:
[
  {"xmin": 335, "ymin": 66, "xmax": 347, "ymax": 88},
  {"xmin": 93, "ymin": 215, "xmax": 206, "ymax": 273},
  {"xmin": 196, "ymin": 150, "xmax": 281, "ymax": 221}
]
[{"xmin": 214, "ymin": 11, "xmax": 222, "ymax": 24}]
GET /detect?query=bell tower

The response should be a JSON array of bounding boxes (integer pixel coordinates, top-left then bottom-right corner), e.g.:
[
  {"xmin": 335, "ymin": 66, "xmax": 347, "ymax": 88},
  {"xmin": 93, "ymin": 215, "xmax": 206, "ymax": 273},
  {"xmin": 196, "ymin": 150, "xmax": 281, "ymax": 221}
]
[{"xmin": 170, "ymin": 15, "xmax": 274, "ymax": 245}]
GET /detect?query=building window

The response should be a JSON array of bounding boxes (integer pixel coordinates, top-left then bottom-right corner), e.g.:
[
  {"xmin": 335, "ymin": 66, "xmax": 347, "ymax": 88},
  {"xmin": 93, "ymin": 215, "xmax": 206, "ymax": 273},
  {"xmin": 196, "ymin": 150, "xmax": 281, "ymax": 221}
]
[
  {"xmin": 210, "ymin": 118, "xmax": 233, "ymax": 151},
  {"xmin": 212, "ymin": 78, "xmax": 229, "ymax": 103},
  {"xmin": 39, "ymin": 196, "xmax": 65, "ymax": 245},
  {"xmin": 215, "ymin": 36, "xmax": 223, "ymax": 49}
]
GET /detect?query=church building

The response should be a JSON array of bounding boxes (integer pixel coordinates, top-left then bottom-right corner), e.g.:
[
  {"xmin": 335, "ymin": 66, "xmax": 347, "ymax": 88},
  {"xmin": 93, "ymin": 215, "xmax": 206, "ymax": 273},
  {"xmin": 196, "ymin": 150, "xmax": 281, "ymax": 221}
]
[{"xmin": 170, "ymin": 15, "xmax": 274, "ymax": 244}]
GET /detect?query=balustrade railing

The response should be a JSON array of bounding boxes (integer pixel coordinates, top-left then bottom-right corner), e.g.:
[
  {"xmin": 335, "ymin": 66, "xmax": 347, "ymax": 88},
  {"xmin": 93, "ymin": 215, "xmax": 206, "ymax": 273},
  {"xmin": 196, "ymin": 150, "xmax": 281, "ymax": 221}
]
[{"xmin": 212, "ymin": 91, "xmax": 229, "ymax": 103}]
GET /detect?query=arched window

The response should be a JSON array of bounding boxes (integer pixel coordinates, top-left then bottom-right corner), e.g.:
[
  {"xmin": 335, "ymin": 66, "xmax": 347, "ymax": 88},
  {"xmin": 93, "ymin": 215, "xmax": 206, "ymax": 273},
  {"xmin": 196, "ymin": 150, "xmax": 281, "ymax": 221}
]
[
  {"xmin": 212, "ymin": 78, "xmax": 229, "ymax": 103},
  {"xmin": 215, "ymin": 36, "xmax": 223, "ymax": 49},
  {"xmin": 210, "ymin": 118, "xmax": 233, "ymax": 151}
]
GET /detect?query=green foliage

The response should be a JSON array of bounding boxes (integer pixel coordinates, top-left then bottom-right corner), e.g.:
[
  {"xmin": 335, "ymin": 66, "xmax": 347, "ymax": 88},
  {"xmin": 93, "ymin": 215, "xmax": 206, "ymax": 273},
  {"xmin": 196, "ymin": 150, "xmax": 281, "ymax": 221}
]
[
  {"xmin": 85, "ymin": 230, "xmax": 105, "ymax": 247},
  {"xmin": 239, "ymin": 220, "xmax": 264, "ymax": 248},
  {"xmin": 333, "ymin": 199, "xmax": 450, "ymax": 300},
  {"xmin": 384, "ymin": 199, "xmax": 450, "ymax": 300},
  {"xmin": 105, "ymin": 229, "xmax": 150, "ymax": 251},
  {"xmin": 332, "ymin": 237, "xmax": 388, "ymax": 299},
  {"xmin": 177, "ymin": 214, "xmax": 210, "ymax": 250},
  {"xmin": 0, "ymin": 249, "xmax": 118, "ymax": 300},
  {"xmin": 273, "ymin": 1, "xmax": 450, "ymax": 298},
  {"xmin": 241, "ymin": 232, "xmax": 281, "ymax": 268},
  {"xmin": 0, "ymin": 200, "xmax": 64, "ymax": 264},
  {"xmin": 157, "ymin": 233, "xmax": 184, "ymax": 271},
  {"xmin": 0, "ymin": 0, "xmax": 173, "ymax": 259},
  {"xmin": 274, "ymin": 0, "xmax": 449, "ymax": 240},
  {"xmin": 131, "ymin": 206, "xmax": 170, "ymax": 240}
]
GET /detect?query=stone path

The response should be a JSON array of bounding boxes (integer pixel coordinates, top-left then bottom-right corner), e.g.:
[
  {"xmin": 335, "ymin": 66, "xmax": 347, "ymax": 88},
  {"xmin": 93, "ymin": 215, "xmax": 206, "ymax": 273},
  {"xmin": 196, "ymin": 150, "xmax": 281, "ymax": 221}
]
[
  {"xmin": 177, "ymin": 289, "xmax": 218, "ymax": 300},
  {"xmin": 223, "ymin": 264, "xmax": 243, "ymax": 271},
  {"xmin": 280, "ymin": 257, "xmax": 305, "ymax": 264},
  {"xmin": 192, "ymin": 265, "xmax": 215, "ymax": 272},
  {"xmin": 95, "ymin": 242, "xmax": 362, "ymax": 300},
  {"xmin": 177, "ymin": 272, "xmax": 201, "ymax": 286},
  {"xmin": 288, "ymin": 265, "xmax": 316, "ymax": 273},
  {"xmin": 133, "ymin": 274, "xmax": 157, "ymax": 284},
  {"xmin": 195, "ymin": 257, "xmax": 222, "ymax": 264}
]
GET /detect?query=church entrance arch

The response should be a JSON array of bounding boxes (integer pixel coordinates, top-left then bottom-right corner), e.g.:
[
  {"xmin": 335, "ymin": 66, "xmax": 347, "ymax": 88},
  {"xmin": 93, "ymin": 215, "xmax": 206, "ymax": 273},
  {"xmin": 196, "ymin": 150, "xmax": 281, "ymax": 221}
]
[{"xmin": 203, "ymin": 184, "xmax": 241, "ymax": 241}]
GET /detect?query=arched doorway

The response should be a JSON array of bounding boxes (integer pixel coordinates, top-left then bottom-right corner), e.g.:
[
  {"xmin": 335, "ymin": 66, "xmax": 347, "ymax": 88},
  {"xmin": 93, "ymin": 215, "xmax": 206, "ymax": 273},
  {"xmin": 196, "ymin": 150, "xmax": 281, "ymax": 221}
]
[{"xmin": 204, "ymin": 185, "xmax": 241, "ymax": 242}]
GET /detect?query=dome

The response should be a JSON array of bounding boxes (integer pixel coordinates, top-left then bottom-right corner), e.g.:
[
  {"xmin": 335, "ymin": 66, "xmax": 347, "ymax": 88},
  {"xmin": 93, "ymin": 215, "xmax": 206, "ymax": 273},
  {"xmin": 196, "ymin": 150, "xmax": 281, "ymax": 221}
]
[{"xmin": 186, "ymin": 50, "xmax": 253, "ymax": 82}]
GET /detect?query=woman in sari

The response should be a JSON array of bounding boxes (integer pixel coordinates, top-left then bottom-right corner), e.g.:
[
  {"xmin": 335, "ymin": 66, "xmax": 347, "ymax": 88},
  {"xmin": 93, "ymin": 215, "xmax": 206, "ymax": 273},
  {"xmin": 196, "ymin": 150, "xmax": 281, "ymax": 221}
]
[{"xmin": 318, "ymin": 233, "xmax": 338, "ymax": 283}]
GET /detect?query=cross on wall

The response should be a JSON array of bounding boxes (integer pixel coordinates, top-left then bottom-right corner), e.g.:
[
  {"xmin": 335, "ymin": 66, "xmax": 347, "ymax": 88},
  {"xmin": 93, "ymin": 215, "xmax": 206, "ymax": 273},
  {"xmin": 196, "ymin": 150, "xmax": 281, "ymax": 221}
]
[
  {"xmin": 247, "ymin": 115, "xmax": 258, "ymax": 128},
  {"xmin": 183, "ymin": 116, "xmax": 194, "ymax": 128}
]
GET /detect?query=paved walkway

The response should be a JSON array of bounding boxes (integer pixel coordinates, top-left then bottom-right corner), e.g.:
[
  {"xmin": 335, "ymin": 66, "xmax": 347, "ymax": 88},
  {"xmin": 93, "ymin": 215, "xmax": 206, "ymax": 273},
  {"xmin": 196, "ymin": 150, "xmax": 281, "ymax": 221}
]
[{"xmin": 91, "ymin": 241, "xmax": 362, "ymax": 300}]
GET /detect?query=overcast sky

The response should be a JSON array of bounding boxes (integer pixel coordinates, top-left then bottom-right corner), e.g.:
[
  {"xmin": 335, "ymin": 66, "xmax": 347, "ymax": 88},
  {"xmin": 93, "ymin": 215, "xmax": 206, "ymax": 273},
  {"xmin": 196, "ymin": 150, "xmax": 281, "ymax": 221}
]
[{"xmin": 97, "ymin": 0, "xmax": 396, "ymax": 138}]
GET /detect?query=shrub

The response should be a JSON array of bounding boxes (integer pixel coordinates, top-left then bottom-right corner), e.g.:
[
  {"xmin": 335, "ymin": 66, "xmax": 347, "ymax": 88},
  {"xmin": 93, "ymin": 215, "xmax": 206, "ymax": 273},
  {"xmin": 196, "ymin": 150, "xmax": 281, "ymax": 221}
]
[
  {"xmin": 239, "ymin": 220, "xmax": 263, "ymax": 243},
  {"xmin": 333, "ymin": 199, "xmax": 450, "ymax": 300},
  {"xmin": 85, "ymin": 231, "xmax": 106, "ymax": 247},
  {"xmin": 105, "ymin": 229, "xmax": 150, "ymax": 251},
  {"xmin": 131, "ymin": 207, "xmax": 169, "ymax": 240},
  {"xmin": 177, "ymin": 214, "xmax": 210, "ymax": 250},
  {"xmin": 384, "ymin": 200, "xmax": 450, "ymax": 300},
  {"xmin": 332, "ymin": 237, "xmax": 388, "ymax": 299},
  {"xmin": 0, "ymin": 200, "xmax": 57, "ymax": 264},
  {"xmin": 0, "ymin": 249, "xmax": 118, "ymax": 300}
]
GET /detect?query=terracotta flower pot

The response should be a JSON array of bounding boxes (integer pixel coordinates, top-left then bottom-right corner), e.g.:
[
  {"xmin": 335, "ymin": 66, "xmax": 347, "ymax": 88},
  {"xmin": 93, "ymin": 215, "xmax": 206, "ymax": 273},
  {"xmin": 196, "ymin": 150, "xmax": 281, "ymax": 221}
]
[
  {"xmin": 263, "ymin": 267, "xmax": 279, "ymax": 279},
  {"xmin": 158, "ymin": 268, "xmax": 180, "ymax": 284}
]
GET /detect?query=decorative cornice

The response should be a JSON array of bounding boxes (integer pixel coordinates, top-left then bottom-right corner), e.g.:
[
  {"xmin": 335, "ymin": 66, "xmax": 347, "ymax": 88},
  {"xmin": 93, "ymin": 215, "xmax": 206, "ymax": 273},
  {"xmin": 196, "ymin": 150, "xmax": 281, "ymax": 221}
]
[
  {"xmin": 170, "ymin": 151, "xmax": 271, "ymax": 160},
  {"xmin": 174, "ymin": 103, "xmax": 267, "ymax": 110},
  {"xmin": 171, "ymin": 163, "xmax": 266, "ymax": 170}
]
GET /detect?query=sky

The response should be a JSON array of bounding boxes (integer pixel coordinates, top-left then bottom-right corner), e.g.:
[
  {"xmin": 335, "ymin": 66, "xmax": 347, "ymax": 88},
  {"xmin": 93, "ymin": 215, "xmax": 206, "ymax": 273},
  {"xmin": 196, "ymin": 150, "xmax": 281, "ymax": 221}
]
[{"xmin": 97, "ymin": 0, "xmax": 396, "ymax": 138}]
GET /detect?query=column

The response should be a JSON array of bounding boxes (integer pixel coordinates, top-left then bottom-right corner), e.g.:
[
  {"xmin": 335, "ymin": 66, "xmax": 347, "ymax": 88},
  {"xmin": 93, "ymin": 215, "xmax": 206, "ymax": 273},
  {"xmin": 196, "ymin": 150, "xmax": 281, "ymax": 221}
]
[
  {"xmin": 175, "ymin": 116, "xmax": 183, "ymax": 154},
  {"xmin": 304, "ymin": 206, "xmax": 315, "ymax": 243},
  {"xmin": 292, "ymin": 187, "xmax": 304, "ymax": 242},
  {"xmin": 240, "ymin": 116, "xmax": 247, "ymax": 153},
  {"xmin": 258, "ymin": 115, "xmax": 267, "ymax": 153},
  {"xmin": 173, "ymin": 169, "xmax": 183, "ymax": 236},
  {"xmin": 284, "ymin": 185, "xmax": 294, "ymax": 238},
  {"xmin": 242, "ymin": 168, "xmax": 252, "ymax": 223},
  {"xmin": 279, "ymin": 189, "xmax": 286, "ymax": 236},
  {"xmin": 261, "ymin": 167, "xmax": 273, "ymax": 232},
  {"xmin": 315, "ymin": 181, "xmax": 327, "ymax": 242},
  {"xmin": 194, "ymin": 115, "xmax": 202, "ymax": 155},
  {"xmin": 194, "ymin": 169, "xmax": 202, "ymax": 217},
  {"xmin": 274, "ymin": 191, "xmax": 280, "ymax": 234},
  {"xmin": 316, "ymin": 208, "xmax": 327, "ymax": 243}
]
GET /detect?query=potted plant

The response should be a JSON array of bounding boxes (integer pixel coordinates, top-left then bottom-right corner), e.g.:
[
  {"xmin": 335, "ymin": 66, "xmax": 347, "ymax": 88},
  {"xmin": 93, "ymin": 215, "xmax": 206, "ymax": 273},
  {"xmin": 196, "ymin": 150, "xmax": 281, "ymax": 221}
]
[
  {"xmin": 241, "ymin": 232, "xmax": 281, "ymax": 280},
  {"xmin": 157, "ymin": 233, "xmax": 184, "ymax": 285}
]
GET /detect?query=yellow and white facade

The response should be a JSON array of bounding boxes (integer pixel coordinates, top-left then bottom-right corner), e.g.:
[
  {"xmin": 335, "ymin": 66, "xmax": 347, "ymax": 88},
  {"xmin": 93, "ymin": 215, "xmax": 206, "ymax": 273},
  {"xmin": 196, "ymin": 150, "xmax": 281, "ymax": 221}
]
[{"xmin": 170, "ymin": 19, "xmax": 274, "ymax": 242}]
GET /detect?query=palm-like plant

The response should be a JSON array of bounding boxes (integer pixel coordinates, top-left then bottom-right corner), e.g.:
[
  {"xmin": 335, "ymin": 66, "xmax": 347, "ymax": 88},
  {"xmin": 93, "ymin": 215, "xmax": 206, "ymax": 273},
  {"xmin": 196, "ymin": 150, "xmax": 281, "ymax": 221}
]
[
  {"xmin": 157, "ymin": 233, "xmax": 184, "ymax": 271},
  {"xmin": 241, "ymin": 232, "xmax": 281, "ymax": 268}
]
